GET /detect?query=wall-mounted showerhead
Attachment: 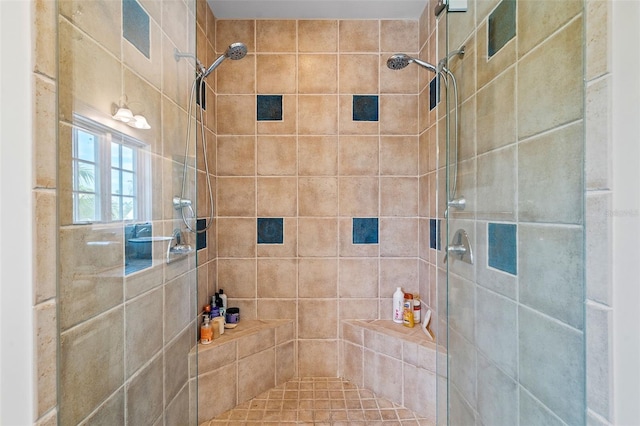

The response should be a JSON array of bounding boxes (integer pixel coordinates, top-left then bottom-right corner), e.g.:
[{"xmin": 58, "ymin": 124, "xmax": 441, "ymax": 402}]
[
  {"xmin": 386, "ymin": 54, "xmax": 412, "ymax": 70},
  {"xmin": 386, "ymin": 54, "xmax": 438, "ymax": 73},
  {"xmin": 201, "ymin": 42, "xmax": 248, "ymax": 78},
  {"xmin": 225, "ymin": 42, "xmax": 248, "ymax": 60}
]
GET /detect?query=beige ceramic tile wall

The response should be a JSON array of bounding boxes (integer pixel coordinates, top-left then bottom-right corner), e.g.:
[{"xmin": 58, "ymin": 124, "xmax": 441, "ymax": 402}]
[
  {"xmin": 209, "ymin": 17, "xmax": 433, "ymax": 379},
  {"xmin": 33, "ymin": 0, "xmax": 58, "ymax": 422},
  {"xmin": 31, "ymin": 0, "xmax": 611, "ymax": 424},
  {"xmin": 426, "ymin": 1, "xmax": 613, "ymax": 423},
  {"xmin": 48, "ymin": 0, "xmax": 210, "ymax": 423},
  {"xmin": 433, "ymin": 1, "xmax": 589, "ymax": 425},
  {"xmin": 585, "ymin": 0, "xmax": 614, "ymax": 424}
]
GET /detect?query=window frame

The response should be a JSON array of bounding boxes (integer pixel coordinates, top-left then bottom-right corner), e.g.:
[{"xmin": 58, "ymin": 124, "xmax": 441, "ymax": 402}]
[{"xmin": 71, "ymin": 114, "xmax": 151, "ymax": 224}]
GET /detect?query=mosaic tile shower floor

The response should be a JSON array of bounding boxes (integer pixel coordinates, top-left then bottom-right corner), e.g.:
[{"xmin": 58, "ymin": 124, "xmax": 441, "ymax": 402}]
[{"xmin": 202, "ymin": 377, "xmax": 433, "ymax": 426}]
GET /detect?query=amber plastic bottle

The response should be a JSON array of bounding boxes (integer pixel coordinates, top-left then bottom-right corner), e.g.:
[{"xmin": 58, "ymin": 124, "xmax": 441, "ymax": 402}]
[
  {"xmin": 200, "ymin": 315, "xmax": 213, "ymax": 344},
  {"xmin": 403, "ymin": 293, "xmax": 415, "ymax": 328}
]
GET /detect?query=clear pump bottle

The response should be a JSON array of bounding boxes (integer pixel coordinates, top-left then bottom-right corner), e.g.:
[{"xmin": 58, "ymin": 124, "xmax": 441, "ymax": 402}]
[{"xmin": 200, "ymin": 315, "xmax": 213, "ymax": 345}]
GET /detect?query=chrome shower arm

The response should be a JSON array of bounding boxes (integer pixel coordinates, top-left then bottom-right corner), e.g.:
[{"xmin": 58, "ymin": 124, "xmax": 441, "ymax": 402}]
[{"xmin": 173, "ymin": 48, "xmax": 206, "ymax": 74}]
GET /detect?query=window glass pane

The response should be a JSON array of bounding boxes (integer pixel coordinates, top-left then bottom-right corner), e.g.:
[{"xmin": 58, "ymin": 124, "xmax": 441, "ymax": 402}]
[
  {"xmin": 122, "ymin": 171, "xmax": 135, "ymax": 196},
  {"xmin": 77, "ymin": 162, "xmax": 96, "ymax": 192},
  {"xmin": 111, "ymin": 169, "xmax": 121, "ymax": 195},
  {"xmin": 77, "ymin": 194, "xmax": 97, "ymax": 222},
  {"xmin": 111, "ymin": 196, "xmax": 122, "ymax": 221},
  {"xmin": 77, "ymin": 130, "xmax": 96, "ymax": 162},
  {"xmin": 121, "ymin": 146, "xmax": 134, "ymax": 171},
  {"xmin": 122, "ymin": 197, "xmax": 135, "ymax": 220},
  {"xmin": 111, "ymin": 142, "xmax": 121, "ymax": 168},
  {"xmin": 72, "ymin": 115, "xmax": 148, "ymax": 224}
]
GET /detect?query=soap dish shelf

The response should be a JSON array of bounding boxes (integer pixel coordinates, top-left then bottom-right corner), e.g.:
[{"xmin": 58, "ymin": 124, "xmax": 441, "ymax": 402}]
[
  {"xmin": 166, "ymin": 242, "xmax": 193, "ymax": 264},
  {"xmin": 166, "ymin": 229, "xmax": 194, "ymax": 264}
]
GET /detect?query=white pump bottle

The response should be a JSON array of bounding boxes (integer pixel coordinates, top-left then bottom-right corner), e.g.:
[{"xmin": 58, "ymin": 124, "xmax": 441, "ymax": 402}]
[{"xmin": 393, "ymin": 287, "xmax": 404, "ymax": 323}]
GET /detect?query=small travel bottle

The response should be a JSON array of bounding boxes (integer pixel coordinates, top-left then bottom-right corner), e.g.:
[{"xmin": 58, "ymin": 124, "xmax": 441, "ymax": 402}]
[
  {"xmin": 413, "ymin": 294, "xmax": 421, "ymax": 323},
  {"xmin": 200, "ymin": 315, "xmax": 213, "ymax": 345},
  {"xmin": 403, "ymin": 293, "xmax": 415, "ymax": 328}
]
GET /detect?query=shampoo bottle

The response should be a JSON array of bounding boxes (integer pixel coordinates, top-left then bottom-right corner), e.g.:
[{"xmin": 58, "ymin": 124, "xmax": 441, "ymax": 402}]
[
  {"xmin": 219, "ymin": 289, "xmax": 228, "ymax": 310},
  {"xmin": 393, "ymin": 287, "xmax": 404, "ymax": 323},
  {"xmin": 215, "ymin": 292, "xmax": 225, "ymax": 317}
]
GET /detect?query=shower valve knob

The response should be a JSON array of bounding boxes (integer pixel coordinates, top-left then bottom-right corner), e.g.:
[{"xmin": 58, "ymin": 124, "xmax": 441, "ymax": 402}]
[{"xmin": 443, "ymin": 228, "xmax": 474, "ymax": 265}]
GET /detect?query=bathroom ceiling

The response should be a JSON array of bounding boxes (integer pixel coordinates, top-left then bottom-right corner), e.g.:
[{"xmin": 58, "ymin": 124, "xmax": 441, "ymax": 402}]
[{"xmin": 208, "ymin": 0, "xmax": 430, "ymax": 20}]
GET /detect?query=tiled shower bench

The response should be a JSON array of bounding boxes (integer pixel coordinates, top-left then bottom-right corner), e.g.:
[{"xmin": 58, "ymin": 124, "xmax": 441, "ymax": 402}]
[
  {"xmin": 340, "ymin": 319, "xmax": 442, "ymax": 422},
  {"xmin": 190, "ymin": 319, "xmax": 295, "ymax": 423}
]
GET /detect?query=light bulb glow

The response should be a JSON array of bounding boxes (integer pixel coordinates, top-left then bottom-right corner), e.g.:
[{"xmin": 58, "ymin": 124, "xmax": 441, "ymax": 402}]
[
  {"xmin": 128, "ymin": 115, "xmax": 151, "ymax": 130},
  {"xmin": 112, "ymin": 107, "xmax": 135, "ymax": 123}
]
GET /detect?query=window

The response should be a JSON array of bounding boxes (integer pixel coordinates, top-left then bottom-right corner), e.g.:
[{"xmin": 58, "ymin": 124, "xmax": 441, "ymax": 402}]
[{"xmin": 72, "ymin": 115, "xmax": 150, "ymax": 224}]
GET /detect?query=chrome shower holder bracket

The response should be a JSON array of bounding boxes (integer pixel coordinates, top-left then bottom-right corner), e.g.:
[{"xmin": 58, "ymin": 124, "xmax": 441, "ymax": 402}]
[
  {"xmin": 173, "ymin": 196, "xmax": 192, "ymax": 210},
  {"xmin": 448, "ymin": 196, "xmax": 466, "ymax": 211}
]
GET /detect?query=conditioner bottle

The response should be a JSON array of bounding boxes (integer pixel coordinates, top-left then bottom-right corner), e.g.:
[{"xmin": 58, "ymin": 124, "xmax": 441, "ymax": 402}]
[{"xmin": 393, "ymin": 287, "xmax": 404, "ymax": 323}]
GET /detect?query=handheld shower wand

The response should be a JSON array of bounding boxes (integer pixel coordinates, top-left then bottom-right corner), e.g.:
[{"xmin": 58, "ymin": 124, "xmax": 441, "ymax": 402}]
[
  {"xmin": 173, "ymin": 42, "xmax": 248, "ymax": 234},
  {"xmin": 386, "ymin": 47, "xmax": 466, "ymax": 213},
  {"xmin": 386, "ymin": 54, "xmax": 439, "ymax": 73}
]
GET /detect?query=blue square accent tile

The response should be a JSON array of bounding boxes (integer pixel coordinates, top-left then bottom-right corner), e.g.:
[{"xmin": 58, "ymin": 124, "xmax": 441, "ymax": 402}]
[
  {"xmin": 488, "ymin": 0, "xmax": 516, "ymax": 57},
  {"xmin": 257, "ymin": 218, "xmax": 284, "ymax": 244},
  {"xmin": 123, "ymin": 0, "xmax": 150, "ymax": 59},
  {"xmin": 430, "ymin": 219, "xmax": 442, "ymax": 250},
  {"xmin": 488, "ymin": 223, "xmax": 517, "ymax": 275},
  {"xmin": 429, "ymin": 76, "xmax": 440, "ymax": 110},
  {"xmin": 353, "ymin": 218, "xmax": 378, "ymax": 244},
  {"xmin": 353, "ymin": 95, "xmax": 379, "ymax": 121},
  {"xmin": 197, "ymin": 219, "xmax": 207, "ymax": 250},
  {"xmin": 257, "ymin": 95, "xmax": 283, "ymax": 121}
]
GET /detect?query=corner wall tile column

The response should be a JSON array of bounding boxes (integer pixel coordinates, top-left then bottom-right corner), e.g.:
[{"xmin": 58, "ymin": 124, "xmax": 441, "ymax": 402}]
[{"xmin": 33, "ymin": 0, "xmax": 58, "ymax": 421}]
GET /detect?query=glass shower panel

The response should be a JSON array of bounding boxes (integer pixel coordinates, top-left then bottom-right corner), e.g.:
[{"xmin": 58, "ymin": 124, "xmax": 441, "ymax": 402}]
[
  {"xmin": 442, "ymin": 0, "xmax": 586, "ymax": 425},
  {"xmin": 434, "ymin": 7, "xmax": 449, "ymax": 426},
  {"xmin": 56, "ymin": 0, "xmax": 199, "ymax": 423}
]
